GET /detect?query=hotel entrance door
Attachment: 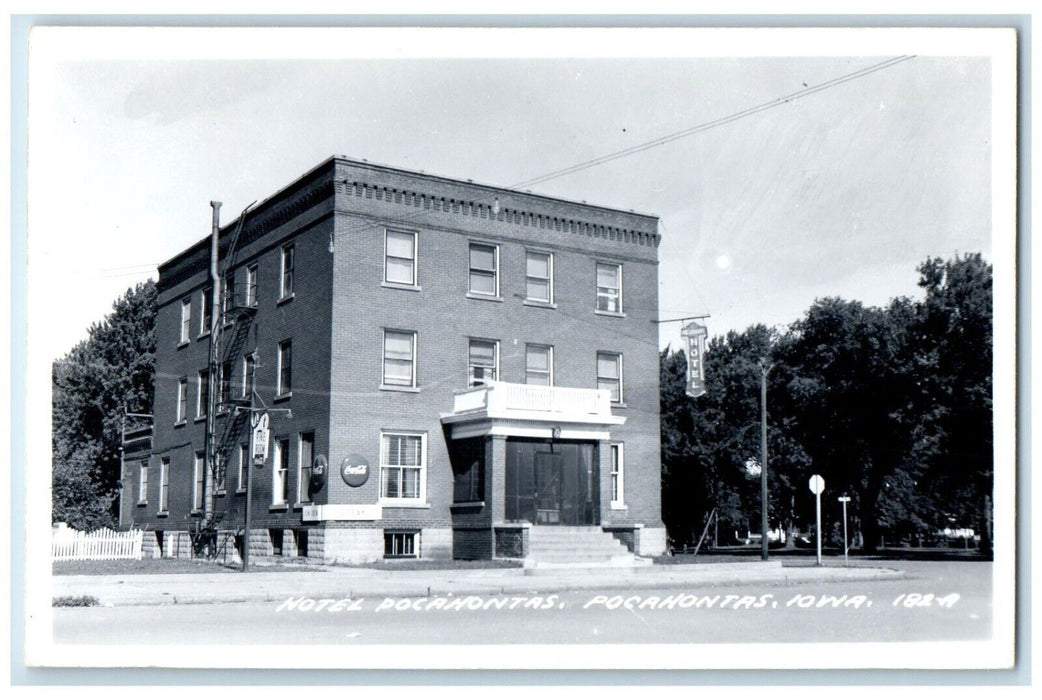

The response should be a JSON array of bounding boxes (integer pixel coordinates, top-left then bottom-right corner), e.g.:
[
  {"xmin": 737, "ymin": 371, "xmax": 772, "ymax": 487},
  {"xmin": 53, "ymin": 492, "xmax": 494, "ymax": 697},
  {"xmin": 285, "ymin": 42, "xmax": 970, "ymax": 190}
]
[
  {"xmin": 534, "ymin": 452, "xmax": 562, "ymax": 524},
  {"xmin": 505, "ymin": 438, "xmax": 598, "ymax": 526}
]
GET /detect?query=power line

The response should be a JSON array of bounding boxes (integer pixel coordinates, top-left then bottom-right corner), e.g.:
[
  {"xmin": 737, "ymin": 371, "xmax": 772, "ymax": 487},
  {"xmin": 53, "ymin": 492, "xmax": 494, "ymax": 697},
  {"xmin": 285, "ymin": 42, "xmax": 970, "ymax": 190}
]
[
  {"xmin": 511, "ymin": 56, "xmax": 916, "ymax": 190},
  {"xmin": 105, "ymin": 56, "xmax": 916, "ymax": 285},
  {"xmin": 321, "ymin": 55, "xmax": 918, "ymax": 246}
]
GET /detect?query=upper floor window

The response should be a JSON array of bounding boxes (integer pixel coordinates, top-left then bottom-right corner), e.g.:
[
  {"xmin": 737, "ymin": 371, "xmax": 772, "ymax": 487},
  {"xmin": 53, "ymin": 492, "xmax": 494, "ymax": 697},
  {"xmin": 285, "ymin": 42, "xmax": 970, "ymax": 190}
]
[
  {"xmin": 242, "ymin": 353, "xmax": 256, "ymax": 400},
  {"xmin": 468, "ymin": 243, "xmax": 498, "ymax": 296},
  {"xmin": 217, "ymin": 361, "xmax": 232, "ymax": 410},
  {"xmin": 222, "ymin": 275, "xmax": 236, "ymax": 315},
  {"xmin": 597, "ymin": 351, "xmax": 623, "ymax": 403},
  {"xmin": 200, "ymin": 288, "xmax": 212, "ymax": 336},
  {"xmin": 468, "ymin": 339, "xmax": 498, "ymax": 386},
  {"xmin": 280, "ymin": 244, "xmax": 295, "ymax": 298},
  {"xmin": 196, "ymin": 369, "xmax": 209, "ymax": 418},
  {"xmin": 277, "ymin": 340, "xmax": 292, "ymax": 396},
  {"xmin": 383, "ymin": 330, "xmax": 416, "ymax": 388},
  {"xmin": 525, "ymin": 344, "xmax": 553, "ymax": 386},
  {"xmin": 596, "ymin": 262, "xmax": 623, "ymax": 313},
  {"xmin": 180, "ymin": 298, "xmax": 191, "ymax": 344},
  {"xmin": 380, "ymin": 432, "xmax": 426, "ymax": 502},
  {"xmin": 385, "ymin": 230, "xmax": 417, "ymax": 286},
  {"xmin": 176, "ymin": 377, "xmax": 188, "ymax": 423},
  {"xmin": 245, "ymin": 263, "xmax": 258, "ymax": 307},
  {"xmin": 526, "ymin": 251, "xmax": 553, "ymax": 303}
]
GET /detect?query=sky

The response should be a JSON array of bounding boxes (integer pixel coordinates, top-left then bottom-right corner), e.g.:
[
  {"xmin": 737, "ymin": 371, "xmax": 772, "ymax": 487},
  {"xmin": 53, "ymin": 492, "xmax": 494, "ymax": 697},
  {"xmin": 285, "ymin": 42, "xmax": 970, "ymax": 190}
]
[{"xmin": 27, "ymin": 27, "xmax": 1001, "ymax": 361}]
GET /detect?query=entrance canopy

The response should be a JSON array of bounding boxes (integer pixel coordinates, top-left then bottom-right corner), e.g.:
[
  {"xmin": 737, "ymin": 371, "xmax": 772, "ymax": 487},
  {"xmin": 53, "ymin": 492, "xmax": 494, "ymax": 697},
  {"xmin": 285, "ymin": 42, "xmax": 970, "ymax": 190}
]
[{"xmin": 440, "ymin": 381, "xmax": 625, "ymax": 440}]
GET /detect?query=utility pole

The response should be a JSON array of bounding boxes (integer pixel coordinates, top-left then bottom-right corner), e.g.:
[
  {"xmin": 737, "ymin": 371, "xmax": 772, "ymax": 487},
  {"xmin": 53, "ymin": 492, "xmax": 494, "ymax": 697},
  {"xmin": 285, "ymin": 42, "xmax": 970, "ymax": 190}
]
[
  {"xmin": 759, "ymin": 358, "xmax": 772, "ymax": 561},
  {"xmin": 203, "ymin": 201, "xmax": 222, "ymax": 553}
]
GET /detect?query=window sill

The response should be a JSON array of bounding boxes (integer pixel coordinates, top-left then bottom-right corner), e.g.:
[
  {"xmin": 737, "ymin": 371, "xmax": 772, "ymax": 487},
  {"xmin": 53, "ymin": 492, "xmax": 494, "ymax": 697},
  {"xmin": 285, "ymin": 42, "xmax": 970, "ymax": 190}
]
[
  {"xmin": 595, "ymin": 310, "xmax": 627, "ymax": 318},
  {"xmin": 174, "ymin": 420, "xmax": 187, "ymax": 428},
  {"xmin": 610, "ymin": 503, "xmax": 628, "ymax": 511},
  {"xmin": 379, "ymin": 501, "xmax": 431, "ymax": 509},
  {"xmin": 177, "ymin": 340, "xmax": 190, "ymax": 349},
  {"xmin": 190, "ymin": 509, "xmax": 203, "ymax": 517},
  {"xmin": 382, "ymin": 281, "xmax": 421, "ymax": 293},
  {"xmin": 293, "ymin": 502, "xmax": 313, "ymax": 509},
  {"xmin": 216, "ymin": 490, "xmax": 226, "ymax": 498},
  {"xmin": 194, "ymin": 415, "xmax": 207, "ymax": 423},
  {"xmin": 451, "ymin": 501, "xmax": 486, "ymax": 509},
  {"xmin": 466, "ymin": 292, "xmax": 503, "ymax": 303},
  {"xmin": 198, "ymin": 331, "xmax": 211, "ymax": 341},
  {"xmin": 277, "ymin": 293, "xmax": 295, "ymax": 306},
  {"xmin": 522, "ymin": 299, "xmax": 557, "ymax": 309},
  {"xmin": 269, "ymin": 504, "xmax": 289, "ymax": 512},
  {"xmin": 236, "ymin": 488, "xmax": 247, "ymax": 495},
  {"xmin": 611, "ymin": 402, "xmax": 628, "ymax": 409},
  {"xmin": 137, "ymin": 501, "xmax": 147, "ymax": 507},
  {"xmin": 157, "ymin": 511, "xmax": 169, "ymax": 518},
  {"xmin": 274, "ymin": 392, "xmax": 292, "ymax": 402},
  {"xmin": 380, "ymin": 384, "xmax": 420, "ymax": 393}
]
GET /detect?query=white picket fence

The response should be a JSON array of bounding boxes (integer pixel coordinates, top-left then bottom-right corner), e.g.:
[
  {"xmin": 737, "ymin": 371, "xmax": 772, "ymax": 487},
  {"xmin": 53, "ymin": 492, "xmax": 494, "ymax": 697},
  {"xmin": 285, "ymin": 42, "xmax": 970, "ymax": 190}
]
[{"xmin": 52, "ymin": 524, "xmax": 143, "ymax": 561}]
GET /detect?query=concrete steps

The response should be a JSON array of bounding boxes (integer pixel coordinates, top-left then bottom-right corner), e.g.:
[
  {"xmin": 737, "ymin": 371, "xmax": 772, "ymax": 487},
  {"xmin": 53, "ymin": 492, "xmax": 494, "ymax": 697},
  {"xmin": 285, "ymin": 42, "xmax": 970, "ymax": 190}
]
[{"xmin": 524, "ymin": 526, "xmax": 649, "ymax": 570}]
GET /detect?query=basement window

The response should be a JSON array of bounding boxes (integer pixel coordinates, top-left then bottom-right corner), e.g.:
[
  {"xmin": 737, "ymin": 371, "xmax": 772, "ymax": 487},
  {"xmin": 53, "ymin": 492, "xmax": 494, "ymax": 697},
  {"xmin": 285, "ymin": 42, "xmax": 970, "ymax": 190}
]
[{"xmin": 383, "ymin": 530, "xmax": 418, "ymax": 559}]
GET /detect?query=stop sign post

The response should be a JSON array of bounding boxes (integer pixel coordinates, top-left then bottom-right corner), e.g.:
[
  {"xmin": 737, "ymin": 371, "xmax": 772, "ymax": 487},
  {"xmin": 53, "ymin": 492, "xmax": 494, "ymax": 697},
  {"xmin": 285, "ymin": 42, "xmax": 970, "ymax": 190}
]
[{"xmin": 809, "ymin": 474, "xmax": 825, "ymax": 566}]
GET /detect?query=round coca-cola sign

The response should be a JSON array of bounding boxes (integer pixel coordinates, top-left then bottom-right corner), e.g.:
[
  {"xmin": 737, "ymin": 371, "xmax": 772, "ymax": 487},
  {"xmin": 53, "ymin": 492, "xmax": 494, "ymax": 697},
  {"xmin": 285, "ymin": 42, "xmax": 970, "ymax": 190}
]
[{"xmin": 340, "ymin": 454, "xmax": 371, "ymax": 487}]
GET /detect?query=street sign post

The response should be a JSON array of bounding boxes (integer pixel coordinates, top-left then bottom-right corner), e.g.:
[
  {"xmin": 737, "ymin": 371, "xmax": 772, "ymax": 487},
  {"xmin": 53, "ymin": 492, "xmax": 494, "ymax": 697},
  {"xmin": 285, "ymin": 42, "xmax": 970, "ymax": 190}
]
[
  {"xmin": 838, "ymin": 495, "xmax": 852, "ymax": 566},
  {"xmin": 809, "ymin": 474, "xmax": 825, "ymax": 566}
]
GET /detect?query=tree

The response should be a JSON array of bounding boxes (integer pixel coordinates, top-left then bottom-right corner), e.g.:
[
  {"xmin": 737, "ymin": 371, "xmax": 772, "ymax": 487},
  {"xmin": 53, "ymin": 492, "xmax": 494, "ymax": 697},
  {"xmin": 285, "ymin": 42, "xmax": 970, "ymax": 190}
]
[
  {"xmin": 911, "ymin": 254, "xmax": 993, "ymax": 552},
  {"xmin": 52, "ymin": 280, "xmax": 157, "ymax": 529},
  {"xmin": 778, "ymin": 296, "xmax": 921, "ymax": 551},
  {"xmin": 659, "ymin": 254, "xmax": 993, "ymax": 554},
  {"xmin": 660, "ymin": 326, "xmax": 809, "ymax": 546}
]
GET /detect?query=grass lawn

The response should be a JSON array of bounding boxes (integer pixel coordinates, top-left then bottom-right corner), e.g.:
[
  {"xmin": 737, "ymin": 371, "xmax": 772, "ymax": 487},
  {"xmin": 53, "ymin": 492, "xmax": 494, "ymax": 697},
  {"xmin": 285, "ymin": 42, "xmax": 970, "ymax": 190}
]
[
  {"xmin": 53, "ymin": 557, "xmax": 523, "ymax": 576},
  {"xmin": 52, "ymin": 557, "xmax": 319, "ymax": 576}
]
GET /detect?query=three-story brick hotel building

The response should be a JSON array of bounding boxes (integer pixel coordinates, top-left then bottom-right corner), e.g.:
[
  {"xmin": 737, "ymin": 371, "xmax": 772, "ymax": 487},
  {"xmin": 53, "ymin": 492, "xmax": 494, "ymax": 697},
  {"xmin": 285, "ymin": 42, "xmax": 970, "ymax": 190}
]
[{"xmin": 120, "ymin": 156, "xmax": 665, "ymax": 563}]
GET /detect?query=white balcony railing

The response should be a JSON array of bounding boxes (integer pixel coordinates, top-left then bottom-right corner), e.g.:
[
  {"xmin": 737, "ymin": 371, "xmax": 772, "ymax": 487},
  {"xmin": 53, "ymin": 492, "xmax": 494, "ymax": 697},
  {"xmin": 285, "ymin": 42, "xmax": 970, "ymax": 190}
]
[{"xmin": 448, "ymin": 381, "xmax": 614, "ymax": 420}]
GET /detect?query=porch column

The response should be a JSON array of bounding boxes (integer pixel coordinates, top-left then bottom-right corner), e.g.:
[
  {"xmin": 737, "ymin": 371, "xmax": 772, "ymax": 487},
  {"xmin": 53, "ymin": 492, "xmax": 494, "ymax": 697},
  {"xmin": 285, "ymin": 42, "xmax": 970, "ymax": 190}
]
[
  {"xmin": 597, "ymin": 439, "xmax": 614, "ymax": 526},
  {"xmin": 488, "ymin": 434, "xmax": 508, "ymax": 523}
]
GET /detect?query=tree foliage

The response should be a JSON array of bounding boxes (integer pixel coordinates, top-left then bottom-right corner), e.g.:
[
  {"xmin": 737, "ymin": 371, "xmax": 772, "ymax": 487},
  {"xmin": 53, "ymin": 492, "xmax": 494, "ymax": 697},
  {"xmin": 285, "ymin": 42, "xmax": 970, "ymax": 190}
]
[
  {"xmin": 661, "ymin": 254, "xmax": 993, "ymax": 551},
  {"xmin": 52, "ymin": 281, "xmax": 157, "ymax": 529}
]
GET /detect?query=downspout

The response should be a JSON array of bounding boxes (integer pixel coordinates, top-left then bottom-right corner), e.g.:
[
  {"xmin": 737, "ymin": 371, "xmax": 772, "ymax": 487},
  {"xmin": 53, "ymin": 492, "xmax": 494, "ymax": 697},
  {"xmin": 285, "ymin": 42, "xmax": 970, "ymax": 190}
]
[{"xmin": 203, "ymin": 201, "xmax": 222, "ymax": 545}]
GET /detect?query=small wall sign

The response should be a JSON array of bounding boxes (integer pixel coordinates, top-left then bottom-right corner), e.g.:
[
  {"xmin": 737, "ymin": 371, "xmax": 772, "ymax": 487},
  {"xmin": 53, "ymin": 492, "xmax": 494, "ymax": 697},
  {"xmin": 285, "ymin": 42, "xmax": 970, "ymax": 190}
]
[{"xmin": 340, "ymin": 453, "xmax": 371, "ymax": 487}]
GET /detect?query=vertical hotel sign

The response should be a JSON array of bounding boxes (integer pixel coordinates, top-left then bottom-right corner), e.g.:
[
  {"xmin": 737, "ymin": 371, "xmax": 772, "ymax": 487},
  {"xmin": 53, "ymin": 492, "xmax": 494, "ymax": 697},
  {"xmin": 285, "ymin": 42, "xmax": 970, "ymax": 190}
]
[{"xmin": 681, "ymin": 321, "xmax": 708, "ymax": 398}]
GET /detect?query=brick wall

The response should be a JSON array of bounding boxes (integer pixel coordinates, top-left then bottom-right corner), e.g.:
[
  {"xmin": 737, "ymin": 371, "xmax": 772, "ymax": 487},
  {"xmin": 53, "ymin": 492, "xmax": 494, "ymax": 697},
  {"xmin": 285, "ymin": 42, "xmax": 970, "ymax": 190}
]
[
  {"xmin": 327, "ymin": 158, "xmax": 663, "ymax": 547},
  {"xmin": 131, "ymin": 156, "xmax": 665, "ymax": 561},
  {"xmin": 453, "ymin": 527, "xmax": 493, "ymax": 560},
  {"xmin": 494, "ymin": 524, "xmax": 530, "ymax": 559}
]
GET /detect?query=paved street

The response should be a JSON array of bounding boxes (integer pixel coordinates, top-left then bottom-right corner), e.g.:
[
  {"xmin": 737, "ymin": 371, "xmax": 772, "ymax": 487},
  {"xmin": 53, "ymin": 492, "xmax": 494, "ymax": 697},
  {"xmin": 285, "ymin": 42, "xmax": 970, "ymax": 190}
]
[{"xmin": 52, "ymin": 560, "xmax": 991, "ymax": 645}]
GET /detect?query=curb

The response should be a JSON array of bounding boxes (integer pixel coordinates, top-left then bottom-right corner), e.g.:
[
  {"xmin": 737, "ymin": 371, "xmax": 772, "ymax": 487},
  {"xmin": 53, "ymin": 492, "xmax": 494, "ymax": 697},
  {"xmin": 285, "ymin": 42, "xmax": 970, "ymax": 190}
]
[{"xmin": 61, "ymin": 566, "xmax": 906, "ymax": 608}]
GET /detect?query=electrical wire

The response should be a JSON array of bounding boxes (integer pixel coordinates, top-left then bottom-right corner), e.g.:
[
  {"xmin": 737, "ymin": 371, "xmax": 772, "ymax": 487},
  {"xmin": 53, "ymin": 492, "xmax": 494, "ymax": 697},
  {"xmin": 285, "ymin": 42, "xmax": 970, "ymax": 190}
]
[{"xmin": 95, "ymin": 55, "xmax": 916, "ymax": 292}]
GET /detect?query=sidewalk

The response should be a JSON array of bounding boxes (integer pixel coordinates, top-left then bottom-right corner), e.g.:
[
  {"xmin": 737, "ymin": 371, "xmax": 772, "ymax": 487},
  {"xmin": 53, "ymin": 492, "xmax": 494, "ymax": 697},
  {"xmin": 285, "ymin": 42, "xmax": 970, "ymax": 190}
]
[{"xmin": 53, "ymin": 560, "xmax": 905, "ymax": 607}]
